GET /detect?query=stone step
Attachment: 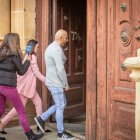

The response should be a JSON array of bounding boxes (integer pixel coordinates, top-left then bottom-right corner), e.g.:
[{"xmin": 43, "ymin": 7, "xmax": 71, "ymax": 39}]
[
  {"xmin": 65, "ymin": 114, "xmax": 86, "ymax": 123},
  {"xmin": 47, "ymin": 123, "xmax": 86, "ymax": 140}
]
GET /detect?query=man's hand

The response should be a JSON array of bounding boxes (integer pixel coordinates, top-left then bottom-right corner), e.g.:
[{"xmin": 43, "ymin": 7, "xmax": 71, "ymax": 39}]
[{"xmin": 64, "ymin": 87, "xmax": 70, "ymax": 91}]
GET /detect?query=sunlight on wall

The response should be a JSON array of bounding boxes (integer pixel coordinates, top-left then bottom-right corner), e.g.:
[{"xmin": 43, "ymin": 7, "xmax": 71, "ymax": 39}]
[
  {"xmin": 24, "ymin": 0, "xmax": 36, "ymax": 46},
  {"xmin": 0, "ymin": 0, "xmax": 10, "ymax": 40},
  {"xmin": 0, "ymin": 0, "xmax": 36, "ymax": 49}
]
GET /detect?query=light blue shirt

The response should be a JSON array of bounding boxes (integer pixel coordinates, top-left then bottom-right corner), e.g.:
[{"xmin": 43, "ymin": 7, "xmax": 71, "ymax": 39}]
[{"xmin": 44, "ymin": 41, "xmax": 69, "ymax": 88}]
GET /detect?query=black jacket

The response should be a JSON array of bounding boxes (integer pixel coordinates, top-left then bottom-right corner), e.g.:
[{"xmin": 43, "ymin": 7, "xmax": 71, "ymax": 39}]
[{"xmin": 0, "ymin": 49, "xmax": 30, "ymax": 87}]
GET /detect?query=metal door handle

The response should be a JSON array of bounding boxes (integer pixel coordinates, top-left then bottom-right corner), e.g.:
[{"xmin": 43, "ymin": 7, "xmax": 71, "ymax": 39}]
[
  {"xmin": 64, "ymin": 16, "xmax": 68, "ymax": 21},
  {"xmin": 135, "ymin": 36, "xmax": 140, "ymax": 41},
  {"xmin": 78, "ymin": 55, "xmax": 83, "ymax": 61},
  {"xmin": 71, "ymin": 31, "xmax": 82, "ymax": 42},
  {"xmin": 121, "ymin": 31, "xmax": 128, "ymax": 42},
  {"xmin": 121, "ymin": 3, "xmax": 127, "ymax": 12},
  {"xmin": 71, "ymin": 31, "xmax": 78, "ymax": 41}
]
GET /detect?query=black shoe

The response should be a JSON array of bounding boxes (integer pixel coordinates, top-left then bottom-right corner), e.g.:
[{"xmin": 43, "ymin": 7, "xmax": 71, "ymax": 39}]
[
  {"xmin": 0, "ymin": 137, "xmax": 6, "ymax": 140},
  {"xmin": 57, "ymin": 131, "xmax": 75, "ymax": 140},
  {"xmin": 0, "ymin": 130, "xmax": 7, "ymax": 134},
  {"xmin": 25, "ymin": 129, "xmax": 44, "ymax": 140},
  {"xmin": 34, "ymin": 116, "xmax": 45, "ymax": 134},
  {"xmin": 37, "ymin": 126, "xmax": 52, "ymax": 133}
]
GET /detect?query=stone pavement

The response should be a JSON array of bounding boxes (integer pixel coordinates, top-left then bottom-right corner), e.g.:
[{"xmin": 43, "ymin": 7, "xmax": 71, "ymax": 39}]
[{"xmin": 1, "ymin": 125, "xmax": 81, "ymax": 140}]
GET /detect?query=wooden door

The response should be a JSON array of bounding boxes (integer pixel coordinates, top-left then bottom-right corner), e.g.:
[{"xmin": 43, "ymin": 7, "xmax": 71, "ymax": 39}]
[
  {"xmin": 51, "ymin": 0, "xmax": 86, "ymax": 118},
  {"xmin": 107, "ymin": 0, "xmax": 140, "ymax": 139}
]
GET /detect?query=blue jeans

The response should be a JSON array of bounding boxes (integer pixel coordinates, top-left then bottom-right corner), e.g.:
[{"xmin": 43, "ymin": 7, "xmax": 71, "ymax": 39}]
[{"xmin": 41, "ymin": 86, "xmax": 67, "ymax": 133}]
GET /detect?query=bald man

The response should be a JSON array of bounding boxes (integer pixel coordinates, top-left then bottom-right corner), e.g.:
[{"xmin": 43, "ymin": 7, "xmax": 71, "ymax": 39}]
[{"xmin": 34, "ymin": 29, "xmax": 75, "ymax": 139}]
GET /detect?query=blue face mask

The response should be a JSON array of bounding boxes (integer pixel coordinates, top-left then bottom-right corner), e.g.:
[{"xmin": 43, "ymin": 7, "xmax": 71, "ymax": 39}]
[{"xmin": 25, "ymin": 45, "xmax": 33, "ymax": 55}]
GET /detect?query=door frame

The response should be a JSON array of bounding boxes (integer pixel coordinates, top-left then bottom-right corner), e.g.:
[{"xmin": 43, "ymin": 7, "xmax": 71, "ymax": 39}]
[
  {"xmin": 36, "ymin": 0, "xmax": 108, "ymax": 139},
  {"xmin": 86, "ymin": 0, "xmax": 97, "ymax": 139},
  {"xmin": 36, "ymin": 0, "xmax": 51, "ymax": 111}
]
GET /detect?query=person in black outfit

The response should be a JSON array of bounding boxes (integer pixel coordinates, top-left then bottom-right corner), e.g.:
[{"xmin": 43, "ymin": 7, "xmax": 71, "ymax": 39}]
[{"xmin": 0, "ymin": 33, "xmax": 44, "ymax": 140}]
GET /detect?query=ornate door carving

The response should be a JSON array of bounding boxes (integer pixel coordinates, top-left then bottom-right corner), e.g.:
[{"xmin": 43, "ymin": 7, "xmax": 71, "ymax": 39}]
[{"xmin": 108, "ymin": 0, "xmax": 140, "ymax": 139}]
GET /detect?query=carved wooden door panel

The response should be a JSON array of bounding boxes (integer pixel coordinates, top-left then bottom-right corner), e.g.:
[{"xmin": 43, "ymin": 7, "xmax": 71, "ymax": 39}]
[
  {"xmin": 107, "ymin": 0, "xmax": 140, "ymax": 139},
  {"xmin": 52, "ymin": 0, "xmax": 86, "ymax": 118}
]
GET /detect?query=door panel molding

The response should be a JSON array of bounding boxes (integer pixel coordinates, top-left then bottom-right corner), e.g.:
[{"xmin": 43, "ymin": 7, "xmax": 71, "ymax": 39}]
[
  {"xmin": 96, "ymin": 0, "xmax": 108, "ymax": 139},
  {"xmin": 107, "ymin": 0, "xmax": 138, "ymax": 139}
]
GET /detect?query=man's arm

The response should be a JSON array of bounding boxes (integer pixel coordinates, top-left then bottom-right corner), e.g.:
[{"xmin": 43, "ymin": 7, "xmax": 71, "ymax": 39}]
[{"xmin": 53, "ymin": 49, "xmax": 69, "ymax": 88}]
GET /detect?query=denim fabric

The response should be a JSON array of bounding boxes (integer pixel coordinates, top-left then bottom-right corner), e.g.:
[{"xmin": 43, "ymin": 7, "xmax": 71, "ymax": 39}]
[{"xmin": 41, "ymin": 86, "xmax": 66, "ymax": 133}]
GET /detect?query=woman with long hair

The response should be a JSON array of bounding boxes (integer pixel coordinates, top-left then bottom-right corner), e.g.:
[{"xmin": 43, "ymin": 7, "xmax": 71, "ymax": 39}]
[
  {"xmin": 0, "ymin": 39, "xmax": 50, "ymax": 134},
  {"xmin": 0, "ymin": 33, "xmax": 43, "ymax": 140}
]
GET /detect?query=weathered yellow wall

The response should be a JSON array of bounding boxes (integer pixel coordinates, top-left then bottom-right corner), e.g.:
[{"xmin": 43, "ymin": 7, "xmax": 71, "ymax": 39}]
[
  {"xmin": 0, "ymin": 0, "xmax": 10, "ymax": 40},
  {"xmin": 11, "ymin": 0, "xmax": 24, "ymax": 49},
  {"xmin": 0, "ymin": 0, "xmax": 36, "ymax": 49},
  {"xmin": 24, "ymin": 0, "xmax": 36, "ymax": 45},
  {"xmin": 11, "ymin": 0, "xmax": 36, "ymax": 50},
  {"xmin": 0, "ymin": 0, "xmax": 36, "ymax": 126}
]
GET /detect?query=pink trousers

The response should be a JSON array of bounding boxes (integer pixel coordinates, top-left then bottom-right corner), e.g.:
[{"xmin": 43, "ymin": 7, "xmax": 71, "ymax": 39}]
[
  {"xmin": 1, "ymin": 91, "xmax": 42, "ymax": 127},
  {"xmin": 0, "ymin": 85, "xmax": 30, "ymax": 132}
]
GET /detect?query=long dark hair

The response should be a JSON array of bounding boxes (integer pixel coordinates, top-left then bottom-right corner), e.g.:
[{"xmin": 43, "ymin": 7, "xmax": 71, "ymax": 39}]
[
  {"xmin": 26, "ymin": 39, "xmax": 38, "ymax": 54},
  {"xmin": 0, "ymin": 33, "xmax": 21, "ymax": 60}
]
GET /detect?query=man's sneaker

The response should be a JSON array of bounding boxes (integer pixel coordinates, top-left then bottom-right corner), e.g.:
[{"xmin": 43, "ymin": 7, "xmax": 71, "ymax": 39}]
[
  {"xmin": 34, "ymin": 116, "xmax": 45, "ymax": 134},
  {"xmin": 57, "ymin": 131, "xmax": 75, "ymax": 140}
]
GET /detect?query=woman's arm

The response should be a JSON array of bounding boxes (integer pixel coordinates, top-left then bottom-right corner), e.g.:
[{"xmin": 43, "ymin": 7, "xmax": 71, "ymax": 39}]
[
  {"xmin": 13, "ymin": 55, "xmax": 30, "ymax": 75},
  {"xmin": 31, "ymin": 55, "xmax": 46, "ymax": 83}
]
